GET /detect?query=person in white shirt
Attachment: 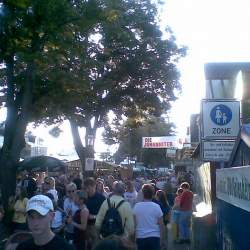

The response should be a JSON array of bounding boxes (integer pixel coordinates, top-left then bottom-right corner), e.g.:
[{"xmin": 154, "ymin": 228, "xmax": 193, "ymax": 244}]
[
  {"xmin": 133, "ymin": 184, "xmax": 165, "ymax": 250},
  {"xmin": 44, "ymin": 177, "xmax": 58, "ymax": 203},
  {"xmin": 124, "ymin": 181, "xmax": 137, "ymax": 208},
  {"xmin": 63, "ymin": 182, "xmax": 79, "ymax": 242},
  {"xmin": 46, "ymin": 194, "xmax": 65, "ymax": 235},
  {"xmin": 170, "ymin": 175, "xmax": 177, "ymax": 190},
  {"xmin": 156, "ymin": 178, "xmax": 166, "ymax": 190}
]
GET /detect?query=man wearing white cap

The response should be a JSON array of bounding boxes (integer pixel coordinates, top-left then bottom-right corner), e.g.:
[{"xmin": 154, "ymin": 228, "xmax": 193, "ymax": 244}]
[{"xmin": 16, "ymin": 195, "xmax": 74, "ymax": 250}]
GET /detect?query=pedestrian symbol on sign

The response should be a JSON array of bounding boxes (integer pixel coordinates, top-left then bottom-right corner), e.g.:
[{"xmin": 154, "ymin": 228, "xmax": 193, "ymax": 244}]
[{"xmin": 210, "ymin": 104, "xmax": 232, "ymax": 126}]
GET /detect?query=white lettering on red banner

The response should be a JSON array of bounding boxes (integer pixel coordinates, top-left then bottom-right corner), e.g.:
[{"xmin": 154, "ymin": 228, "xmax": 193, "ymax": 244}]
[{"xmin": 142, "ymin": 136, "xmax": 182, "ymax": 149}]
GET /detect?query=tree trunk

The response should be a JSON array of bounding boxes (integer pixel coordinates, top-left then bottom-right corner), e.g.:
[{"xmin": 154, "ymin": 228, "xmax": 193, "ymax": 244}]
[
  {"xmin": 85, "ymin": 125, "xmax": 96, "ymax": 159},
  {"xmin": 0, "ymin": 58, "xmax": 35, "ymax": 210},
  {"xmin": 70, "ymin": 119, "xmax": 97, "ymax": 177},
  {"xmin": 0, "ymin": 117, "xmax": 27, "ymax": 210},
  {"xmin": 69, "ymin": 120, "xmax": 86, "ymax": 171},
  {"xmin": 84, "ymin": 123, "xmax": 97, "ymax": 177},
  {"xmin": 0, "ymin": 152, "xmax": 17, "ymax": 210}
]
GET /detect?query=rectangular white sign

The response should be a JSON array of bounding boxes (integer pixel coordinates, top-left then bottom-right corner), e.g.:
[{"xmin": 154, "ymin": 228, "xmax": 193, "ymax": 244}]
[
  {"xmin": 142, "ymin": 136, "xmax": 182, "ymax": 148},
  {"xmin": 85, "ymin": 158, "xmax": 95, "ymax": 171},
  {"xmin": 201, "ymin": 100, "xmax": 240, "ymax": 139},
  {"xmin": 216, "ymin": 166, "xmax": 250, "ymax": 212},
  {"xmin": 202, "ymin": 141, "xmax": 235, "ymax": 161},
  {"xmin": 166, "ymin": 147, "xmax": 177, "ymax": 158}
]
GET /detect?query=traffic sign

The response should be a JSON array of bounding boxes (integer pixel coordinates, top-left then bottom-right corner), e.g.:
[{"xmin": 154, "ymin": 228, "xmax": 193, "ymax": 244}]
[
  {"xmin": 201, "ymin": 100, "xmax": 240, "ymax": 139},
  {"xmin": 210, "ymin": 104, "xmax": 232, "ymax": 126}
]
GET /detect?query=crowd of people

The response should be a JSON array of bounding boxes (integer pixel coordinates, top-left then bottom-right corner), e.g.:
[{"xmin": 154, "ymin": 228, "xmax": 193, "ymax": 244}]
[{"xmin": 0, "ymin": 170, "xmax": 194, "ymax": 250}]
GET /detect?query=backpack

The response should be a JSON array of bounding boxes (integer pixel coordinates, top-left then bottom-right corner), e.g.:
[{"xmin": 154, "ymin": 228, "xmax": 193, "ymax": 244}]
[{"xmin": 100, "ymin": 198, "xmax": 125, "ymax": 237}]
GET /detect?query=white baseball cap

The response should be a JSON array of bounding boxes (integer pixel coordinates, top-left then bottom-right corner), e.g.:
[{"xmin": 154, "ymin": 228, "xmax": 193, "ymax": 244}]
[{"xmin": 26, "ymin": 195, "xmax": 54, "ymax": 216}]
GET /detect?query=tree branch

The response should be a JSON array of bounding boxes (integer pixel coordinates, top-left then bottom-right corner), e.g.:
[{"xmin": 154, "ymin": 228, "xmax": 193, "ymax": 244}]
[{"xmin": 69, "ymin": 119, "xmax": 86, "ymax": 168}]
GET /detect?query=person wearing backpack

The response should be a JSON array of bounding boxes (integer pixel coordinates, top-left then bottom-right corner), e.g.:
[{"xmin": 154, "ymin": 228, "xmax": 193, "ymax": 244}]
[{"xmin": 95, "ymin": 181, "xmax": 134, "ymax": 239}]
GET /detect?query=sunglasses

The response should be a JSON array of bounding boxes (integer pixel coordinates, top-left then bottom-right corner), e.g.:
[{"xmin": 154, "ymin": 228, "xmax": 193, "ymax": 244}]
[{"xmin": 67, "ymin": 190, "xmax": 75, "ymax": 193}]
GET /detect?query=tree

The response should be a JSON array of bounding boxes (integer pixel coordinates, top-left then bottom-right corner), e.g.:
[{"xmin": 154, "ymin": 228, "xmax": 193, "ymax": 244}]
[
  {"xmin": 0, "ymin": 122, "xmax": 5, "ymax": 136},
  {"xmin": 0, "ymin": 0, "xmax": 185, "ymax": 208},
  {"xmin": 39, "ymin": 0, "xmax": 186, "ymax": 170},
  {"xmin": 99, "ymin": 151, "xmax": 113, "ymax": 162},
  {"xmin": 0, "ymin": 0, "xmax": 95, "ymax": 209},
  {"xmin": 104, "ymin": 116, "xmax": 175, "ymax": 167},
  {"xmin": 48, "ymin": 126, "xmax": 63, "ymax": 138}
]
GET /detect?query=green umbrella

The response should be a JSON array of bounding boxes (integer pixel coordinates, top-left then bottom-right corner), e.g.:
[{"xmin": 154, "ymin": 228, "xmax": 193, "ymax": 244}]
[{"xmin": 18, "ymin": 156, "xmax": 67, "ymax": 172}]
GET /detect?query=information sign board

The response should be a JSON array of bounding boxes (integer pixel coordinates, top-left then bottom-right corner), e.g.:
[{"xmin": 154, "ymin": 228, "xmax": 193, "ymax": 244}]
[
  {"xmin": 202, "ymin": 140, "xmax": 235, "ymax": 162},
  {"xmin": 216, "ymin": 166, "xmax": 250, "ymax": 212},
  {"xmin": 166, "ymin": 147, "xmax": 177, "ymax": 158},
  {"xmin": 85, "ymin": 158, "xmax": 95, "ymax": 171}
]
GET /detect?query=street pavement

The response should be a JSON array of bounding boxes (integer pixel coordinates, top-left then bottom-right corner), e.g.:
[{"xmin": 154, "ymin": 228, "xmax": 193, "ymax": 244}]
[{"xmin": 167, "ymin": 224, "xmax": 191, "ymax": 250}]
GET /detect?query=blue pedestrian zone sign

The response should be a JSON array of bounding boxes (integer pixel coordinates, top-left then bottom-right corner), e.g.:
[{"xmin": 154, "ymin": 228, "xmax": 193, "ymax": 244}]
[
  {"xmin": 201, "ymin": 100, "xmax": 240, "ymax": 139},
  {"xmin": 210, "ymin": 104, "xmax": 232, "ymax": 126}
]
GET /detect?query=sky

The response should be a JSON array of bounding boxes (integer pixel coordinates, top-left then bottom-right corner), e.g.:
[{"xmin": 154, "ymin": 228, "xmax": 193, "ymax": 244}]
[
  {"xmin": 163, "ymin": 0, "xmax": 250, "ymax": 138},
  {"xmin": 1, "ymin": 0, "xmax": 250, "ymax": 158}
]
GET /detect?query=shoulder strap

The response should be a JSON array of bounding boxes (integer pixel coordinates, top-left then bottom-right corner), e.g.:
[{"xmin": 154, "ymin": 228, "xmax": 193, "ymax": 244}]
[
  {"xmin": 115, "ymin": 200, "xmax": 125, "ymax": 210},
  {"xmin": 107, "ymin": 198, "xmax": 111, "ymax": 208}
]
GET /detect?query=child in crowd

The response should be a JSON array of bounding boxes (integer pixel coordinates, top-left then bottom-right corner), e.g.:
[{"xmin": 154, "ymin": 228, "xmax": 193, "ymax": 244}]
[{"xmin": 124, "ymin": 181, "xmax": 137, "ymax": 208}]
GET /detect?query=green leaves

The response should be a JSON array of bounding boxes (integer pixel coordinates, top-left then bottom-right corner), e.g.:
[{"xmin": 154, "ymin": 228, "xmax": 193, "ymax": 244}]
[
  {"xmin": 1, "ymin": 0, "xmax": 186, "ymax": 153},
  {"xmin": 104, "ymin": 116, "xmax": 175, "ymax": 166}
]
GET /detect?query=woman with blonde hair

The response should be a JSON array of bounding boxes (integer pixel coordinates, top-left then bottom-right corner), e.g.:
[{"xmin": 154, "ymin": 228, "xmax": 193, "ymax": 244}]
[
  {"xmin": 96, "ymin": 180, "xmax": 108, "ymax": 198},
  {"xmin": 67, "ymin": 191, "xmax": 89, "ymax": 250},
  {"xmin": 12, "ymin": 187, "xmax": 28, "ymax": 232},
  {"xmin": 44, "ymin": 177, "xmax": 58, "ymax": 203},
  {"xmin": 64, "ymin": 182, "xmax": 79, "ymax": 243},
  {"xmin": 171, "ymin": 188, "xmax": 183, "ymax": 242}
]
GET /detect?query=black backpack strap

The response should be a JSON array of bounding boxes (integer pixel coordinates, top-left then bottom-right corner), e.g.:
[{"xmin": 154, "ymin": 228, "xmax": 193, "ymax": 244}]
[
  {"xmin": 123, "ymin": 218, "xmax": 127, "ymax": 229},
  {"xmin": 115, "ymin": 200, "xmax": 125, "ymax": 210},
  {"xmin": 108, "ymin": 193, "xmax": 114, "ymax": 198},
  {"xmin": 107, "ymin": 198, "xmax": 112, "ymax": 208}
]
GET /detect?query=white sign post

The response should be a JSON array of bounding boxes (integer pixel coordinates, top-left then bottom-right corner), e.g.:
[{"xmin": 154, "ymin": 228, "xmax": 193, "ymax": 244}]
[
  {"xmin": 85, "ymin": 158, "xmax": 95, "ymax": 171},
  {"xmin": 202, "ymin": 141, "xmax": 235, "ymax": 161},
  {"xmin": 201, "ymin": 100, "xmax": 240, "ymax": 139},
  {"xmin": 201, "ymin": 99, "xmax": 240, "ymax": 162},
  {"xmin": 166, "ymin": 147, "xmax": 177, "ymax": 158}
]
